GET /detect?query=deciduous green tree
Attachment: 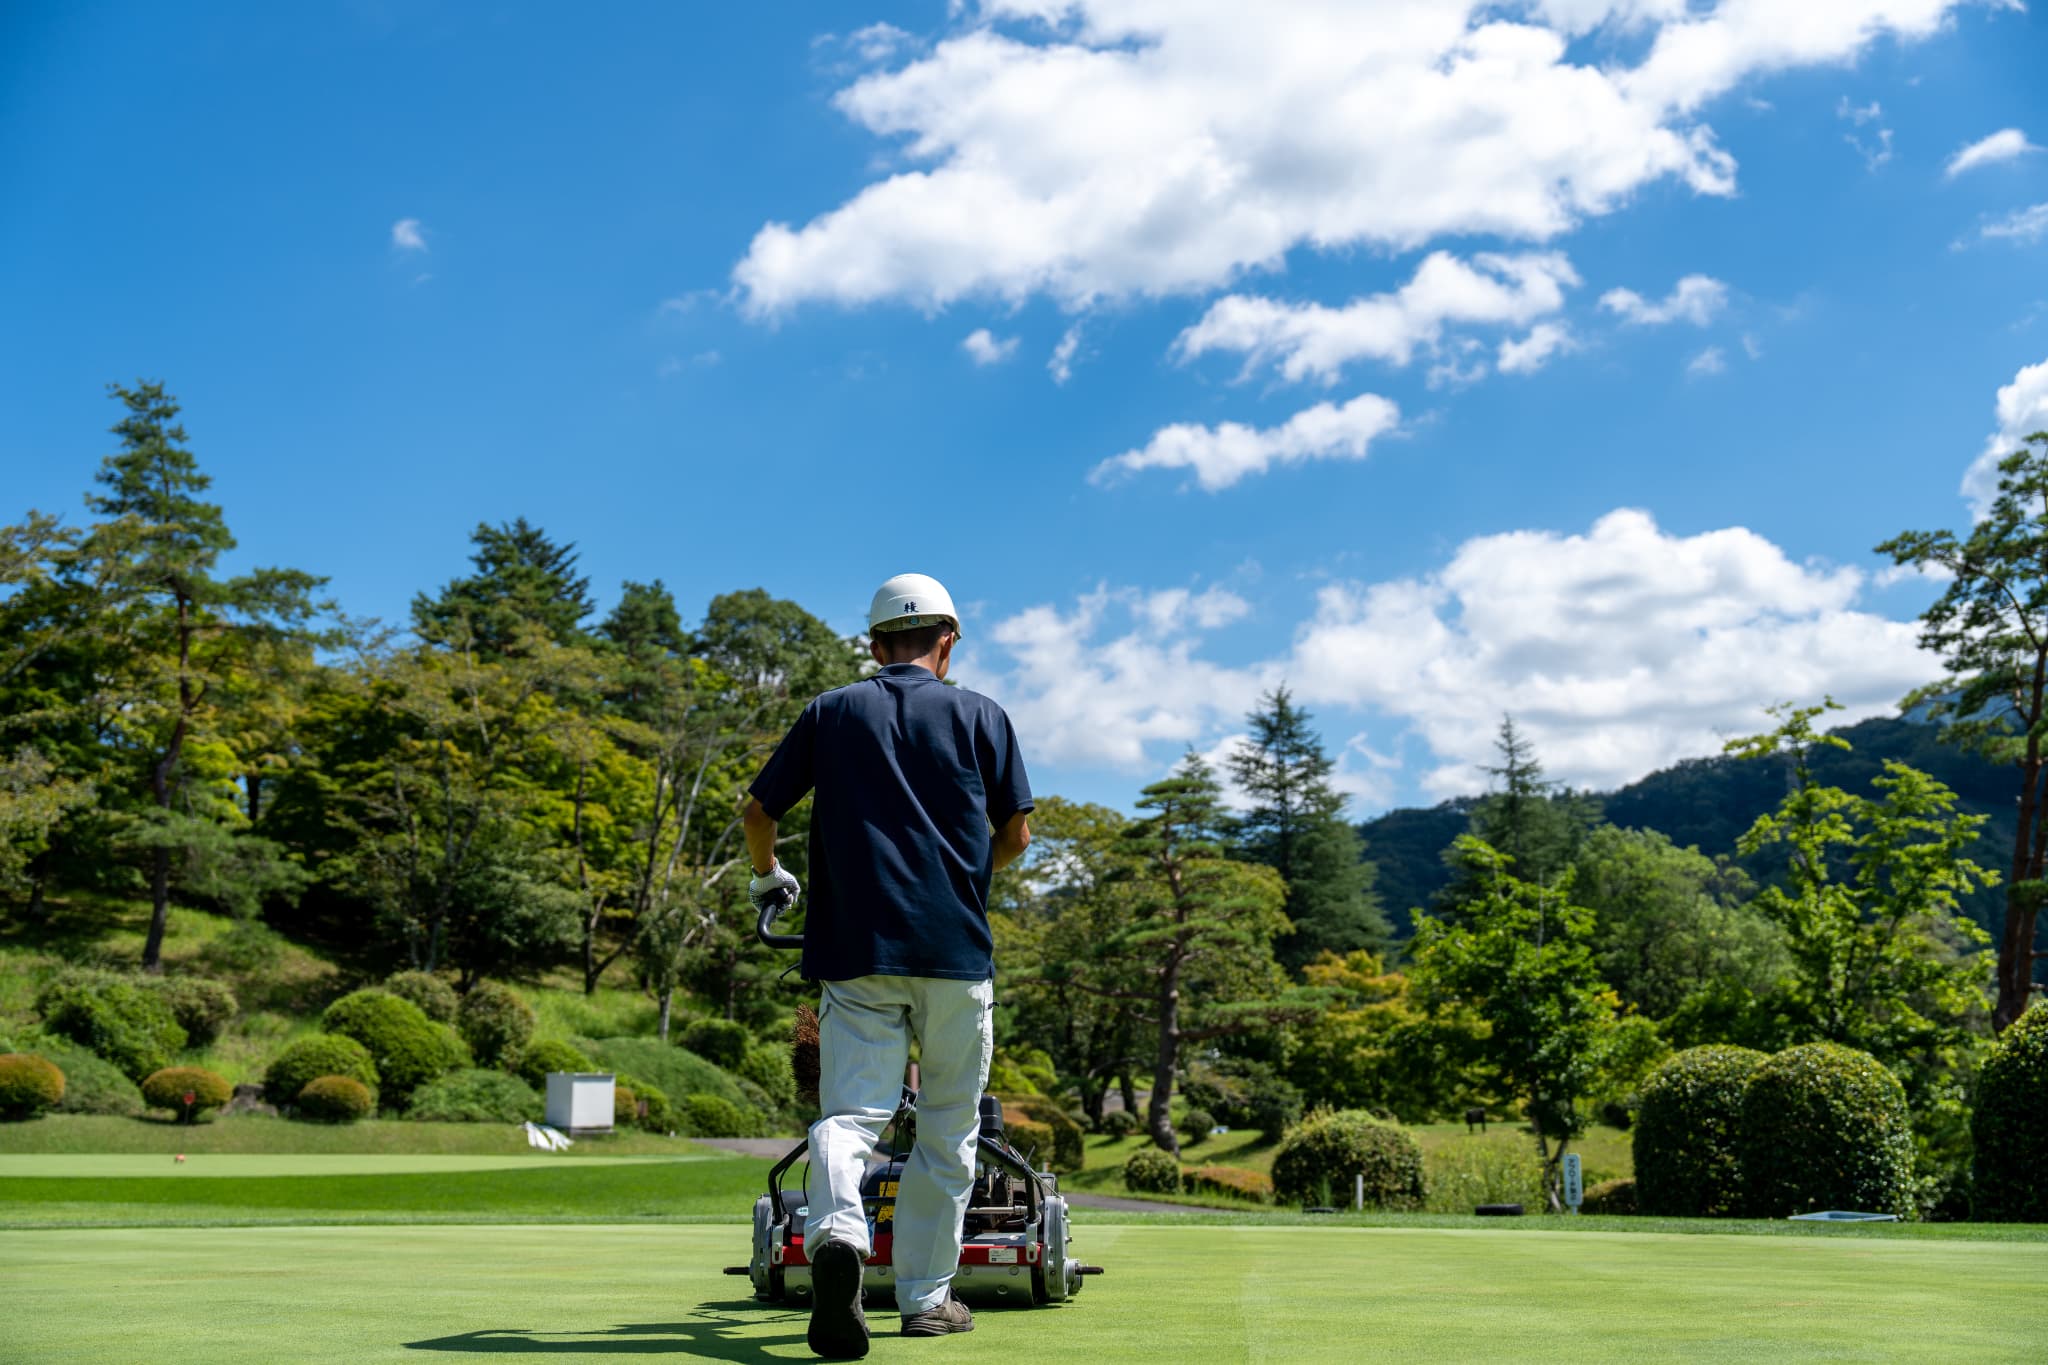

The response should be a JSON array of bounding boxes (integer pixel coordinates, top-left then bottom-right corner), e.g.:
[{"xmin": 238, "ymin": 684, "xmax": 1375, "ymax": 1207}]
[{"xmin": 1879, "ymin": 432, "xmax": 2048, "ymax": 1030}]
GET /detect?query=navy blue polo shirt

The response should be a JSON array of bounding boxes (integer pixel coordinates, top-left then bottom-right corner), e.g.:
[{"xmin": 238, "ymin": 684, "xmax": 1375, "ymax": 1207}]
[{"xmin": 749, "ymin": 663, "xmax": 1033, "ymax": 982}]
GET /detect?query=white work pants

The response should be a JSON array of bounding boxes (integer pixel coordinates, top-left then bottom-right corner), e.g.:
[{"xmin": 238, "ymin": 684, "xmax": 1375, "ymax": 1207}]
[{"xmin": 805, "ymin": 974, "xmax": 994, "ymax": 1316}]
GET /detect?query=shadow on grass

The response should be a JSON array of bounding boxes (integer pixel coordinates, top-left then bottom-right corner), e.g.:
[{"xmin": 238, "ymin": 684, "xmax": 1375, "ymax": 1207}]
[{"xmin": 405, "ymin": 1302, "xmax": 803, "ymax": 1362}]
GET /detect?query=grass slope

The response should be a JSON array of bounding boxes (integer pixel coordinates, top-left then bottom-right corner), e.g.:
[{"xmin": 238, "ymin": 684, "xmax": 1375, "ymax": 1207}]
[{"xmin": 3, "ymin": 1223, "xmax": 2041, "ymax": 1362}]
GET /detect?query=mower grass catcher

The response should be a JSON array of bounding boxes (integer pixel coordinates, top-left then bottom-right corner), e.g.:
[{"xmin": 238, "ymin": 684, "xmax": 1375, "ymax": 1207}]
[{"xmin": 724, "ymin": 891, "xmax": 1104, "ymax": 1310}]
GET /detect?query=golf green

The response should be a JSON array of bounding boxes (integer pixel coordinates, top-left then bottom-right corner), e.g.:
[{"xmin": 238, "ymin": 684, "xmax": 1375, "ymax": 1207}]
[
  {"xmin": 2, "ymin": 1223, "xmax": 2036, "ymax": 1361},
  {"xmin": 0, "ymin": 1154, "xmax": 713, "ymax": 1179}
]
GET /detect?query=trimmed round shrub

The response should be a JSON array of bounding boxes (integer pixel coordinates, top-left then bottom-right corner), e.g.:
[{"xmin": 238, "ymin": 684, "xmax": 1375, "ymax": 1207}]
[
  {"xmin": 1633, "ymin": 1045, "xmax": 1768, "ymax": 1218},
  {"xmin": 515, "ymin": 1038, "xmax": 595, "ymax": 1092},
  {"xmin": 1271, "ymin": 1110, "xmax": 1426, "ymax": 1210},
  {"xmin": 383, "ymin": 971, "xmax": 459, "ymax": 1024},
  {"xmin": 323, "ymin": 990, "xmax": 468, "ymax": 1104},
  {"xmin": 1122, "ymin": 1146, "xmax": 1181, "ymax": 1194},
  {"xmin": 0, "ymin": 1053, "xmax": 66, "ymax": 1120},
  {"xmin": 682, "ymin": 1092, "xmax": 757, "ymax": 1138},
  {"xmin": 613, "ymin": 1074, "xmax": 672, "ymax": 1131},
  {"xmin": 265, "ymin": 1034, "xmax": 380, "ymax": 1114},
  {"xmin": 680, "ymin": 1017, "xmax": 749, "ymax": 1071},
  {"xmin": 737, "ymin": 1041, "xmax": 797, "ymax": 1110},
  {"xmin": 1004, "ymin": 1114, "xmax": 1056, "ymax": 1162},
  {"xmin": 297, "ymin": 1075, "xmax": 374, "ymax": 1123},
  {"xmin": 1184, "ymin": 1165, "xmax": 1275, "ymax": 1204},
  {"xmin": 30, "ymin": 1036, "xmax": 143, "ymax": 1116},
  {"xmin": 35, "ymin": 971, "xmax": 187, "ymax": 1082},
  {"xmin": 1580, "ymin": 1177, "xmax": 1637, "ymax": 1215},
  {"xmin": 998, "ymin": 1093, "xmax": 1086, "ymax": 1172},
  {"xmin": 1971, "ymin": 1004, "xmax": 2048, "ymax": 1221},
  {"xmin": 406, "ymin": 1069, "xmax": 542, "ymax": 1124},
  {"xmin": 1097, "ymin": 1109, "xmax": 1140, "ymax": 1137},
  {"xmin": 1737, "ymin": 1043, "xmax": 1913, "ymax": 1219},
  {"xmin": 1178, "ymin": 1107, "xmax": 1216, "ymax": 1146},
  {"xmin": 456, "ymin": 981, "xmax": 535, "ymax": 1069},
  {"xmin": 141, "ymin": 1066, "xmax": 232, "ymax": 1122},
  {"xmin": 149, "ymin": 976, "xmax": 238, "ymax": 1046},
  {"xmin": 581, "ymin": 1036, "xmax": 751, "ymax": 1111}
]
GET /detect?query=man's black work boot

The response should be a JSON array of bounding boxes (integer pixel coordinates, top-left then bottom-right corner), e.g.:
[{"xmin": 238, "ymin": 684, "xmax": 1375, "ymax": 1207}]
[
  {"xmin": 901, "ymin": 1292, "xmax": 974, "ymax": 1337},
  {"xmin": 806, "ymin": 1239, "xmax": 869, "ymax": 1359}
]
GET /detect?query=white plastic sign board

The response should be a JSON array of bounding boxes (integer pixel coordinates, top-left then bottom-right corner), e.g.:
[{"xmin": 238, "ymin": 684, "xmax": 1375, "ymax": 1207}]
[
  {"xmin": 1563, "ymin": 1152, "xmax": 1583, "ymax": 1210},
  {"xmin": 545, "ymin": 1072, "xmax": 616, "ymax": 1133}
]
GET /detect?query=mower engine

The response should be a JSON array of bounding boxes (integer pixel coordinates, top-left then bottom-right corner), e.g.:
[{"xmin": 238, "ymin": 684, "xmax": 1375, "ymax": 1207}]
[{"xmin": 737, "ymin": 1094, "xmax": 1099, "ymax": 1309}]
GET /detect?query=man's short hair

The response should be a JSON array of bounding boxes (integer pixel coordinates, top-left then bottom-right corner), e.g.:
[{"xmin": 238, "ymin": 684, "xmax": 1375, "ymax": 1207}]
[{"xmin": 874, "ymin": 621, "xmax": 952, "ymax": 662}]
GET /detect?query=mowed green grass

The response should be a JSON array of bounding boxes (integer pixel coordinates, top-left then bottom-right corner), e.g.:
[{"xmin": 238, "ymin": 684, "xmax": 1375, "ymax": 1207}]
[
  {"xmin": 2, "ymin": 1222, "xmax": 2039, "ymax": 1362},
  {"xmin": 0, "ymin": 1154, "xmax": 769, "ymax": 1227},
  {"xmin": 0, "ymin": 1114, "xmax": 708, "ymax": 1156}
]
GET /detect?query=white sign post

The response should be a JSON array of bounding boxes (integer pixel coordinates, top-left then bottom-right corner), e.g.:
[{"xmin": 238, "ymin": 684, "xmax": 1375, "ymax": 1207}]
[{"xmin": 1562, "ymin": 1151, "xmax": 1583, "ymax": 1214}]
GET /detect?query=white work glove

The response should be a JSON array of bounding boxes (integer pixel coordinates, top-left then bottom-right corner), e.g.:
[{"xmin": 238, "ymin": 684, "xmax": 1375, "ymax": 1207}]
[{"xmin": 748, "ymin": 863, "xmax": 801, "ymax": 916}]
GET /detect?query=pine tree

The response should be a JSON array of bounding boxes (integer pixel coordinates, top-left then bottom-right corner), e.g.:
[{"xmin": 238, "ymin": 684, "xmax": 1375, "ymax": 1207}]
[
  {"xmin": 1227, "ymin": 686, "xmax": 1390, "ymax": 969},
  {"xmin": 412, "ymin": 517, "xmax": 594, "ymax": 656}
]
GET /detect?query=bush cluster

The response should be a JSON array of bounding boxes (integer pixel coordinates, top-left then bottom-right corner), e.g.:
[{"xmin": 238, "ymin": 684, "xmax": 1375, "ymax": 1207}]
[
  {"xmin": 613, "ymin": 1073, "xmax": 672, "ymax": 1131},
  {"xmin": 1178, "ymin": 1107, "xmax": 1215, "ymax": 1146},
  {"xmin": 150, "ymin": 977, "xmax": 239, "ymax": 1047},
  {"xmin": 998, "ymin": 1093, "xmax": 1086, "ymax": 1172},
  {"xmin": 682, "ymin": 1092, "xmax": 757, "ymax": 1137},
  {"xmin": 29, "ymin": 1036, "xmax": 143, "ymax": 1116},
  {"xmin": 141, "ymin": 1066, "xmax": 233, "ymax": 1122},
  {"xmin": 1183, "ymin": 1058, "xmax": 1304, "ymax": 1139},
  {"xmin": 1183, "ymin": 1165, "xmax": 1274, "ymax": 1204},
  {"xmin": 1122, "ymin": 1146, "xmax": 1181, "ymax": 1194},
  {"xmin": 1096, "ymin": 1109, "xmax": 1140, "ymax": 1137},
  {"xmin": 1633, "ymin": 1045, "xmax": 1767, "ymax": 1217},
  {"xmin": 1580, "ymin": 1177, "xmax": 1637, "ymax": 1215},
  {"xmin": 1738, "ymin": 1044, "xmax": 1913, "ymax": 1219},
  {"xmin": 297, "ymin": 1075, "xmax": 374, "ymax": 1123},
  {"xmin": 457, "ymin": 981, "xmax": 535, "ymax": 1069},
  {"xmin": 736, "ymin": 1041, "xmax": 797, "ymax": 1111},
  {"xmin": 36, "ymin": 971, "xmax": 187, "ymax": 1082},
  {"xmin": 581, "ymin": 1036, "xmax": 754, "ymax": 1114},
  {"xmin": 382, "ymin": 971, "xmax": 459, "ymax": 1024},
  {"xmin": 0, "ymin": 1053, "xmax": 66, "ymax": 1120},
  {"xmin": 322, "ymin": 990, "xmax": 467, "ymax": 1105},
  {"xmin": 1271, "ymin": 1110, "xmax": 1425, "ymax": 1210},
  {"xmin": 405, "ymin": 1069, "xmax": 542, "ymax": 1124},
  {"xmin": 680, "ymin": 1018, "xmax": 750, "ymax": 1071},
  {"xmin": 1973, "ymin": 1004, "xmax": 2048, "ymax": 1222},
  {"xmin": 265, "ymin": 1034, "xmax": 380, "ymax": 1114},
  {"xmin": 515, "ymin": 1038, "xmax": 595, "ymax": 1092},
  {"xmin": 1004, "ymin": 1113, "xmax": 1056, "ymax": 1162}
]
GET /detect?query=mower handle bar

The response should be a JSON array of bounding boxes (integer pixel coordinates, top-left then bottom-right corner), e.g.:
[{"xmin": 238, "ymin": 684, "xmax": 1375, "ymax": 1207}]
[{"xmin": 755, "ymin": 886, "xmax": 803, "ymax": 950}]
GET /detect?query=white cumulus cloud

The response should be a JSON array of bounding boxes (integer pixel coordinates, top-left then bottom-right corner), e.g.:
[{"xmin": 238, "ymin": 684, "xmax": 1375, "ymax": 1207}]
[
  {"xmin": 1048, "ymin": 324, "xmax": 1082, "ymax": 383},
  {"xmin": 391, "ymin": 218, "xmax": 427, "ymax": 252},
  {"xmin": 1687, "ymin": 346, "xmax": 1727, "ymax": 377},
  {"xmin": 1091, "ymin": 393, "xmax": 1401, "ymax": 492},
  {"xmin": 1601, "ymin": 274, "xmax": 1728, "ymax": 326},
  {"xmin": 962, "ymin": 328, "xmax": 1020, "ymax": 364},
  {"xmin": 1981, "ymin": 203, "xmax": 2048, "ymax": 245},
  {"xmin": 1962, "ymin": 356, "xmax": 2048, "ymax": 518},
  {"xmin": 967, "ymin": 508, "xmax": 1938, "ymax": 798},
  {"xmin": 1175, "ymin": 252, "xmax": 1580, "ymax": 386},
  {"xmin": 734, "ymin": 1, "xmax": 1971, "ymax": 314},
  {"xmin": 1945, "ymin": 127, "xmax": 2040, "ymax": 178},
  {"xmin": 1498, "ymin": 322, "xmax": 1576, "ymax": 375}
]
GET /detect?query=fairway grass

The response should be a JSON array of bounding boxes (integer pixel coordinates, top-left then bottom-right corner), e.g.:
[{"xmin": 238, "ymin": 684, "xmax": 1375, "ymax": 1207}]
[
  {"xmin": 0, "ymin": 1114, "xmax": 715, "ymax": 1157},
  {"xmin": 0, "ymin": 1154, "xmax": 716, "ymax": 1178},
  {"xmin": 2, "ymin": 1222, "xmax": 2038, "ymax": 1362}
]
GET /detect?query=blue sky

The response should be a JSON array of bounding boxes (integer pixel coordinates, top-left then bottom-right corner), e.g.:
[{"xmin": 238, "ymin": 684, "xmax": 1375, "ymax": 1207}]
[{"xmin": 5, "ymin": 1, "xmax": 2046, "ymax": 815}]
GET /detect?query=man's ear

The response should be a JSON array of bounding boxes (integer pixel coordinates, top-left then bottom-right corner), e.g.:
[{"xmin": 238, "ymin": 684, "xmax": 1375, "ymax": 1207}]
[{"xmin": 869, "ymin": 637, "xmax": 888, "ymax": 666}]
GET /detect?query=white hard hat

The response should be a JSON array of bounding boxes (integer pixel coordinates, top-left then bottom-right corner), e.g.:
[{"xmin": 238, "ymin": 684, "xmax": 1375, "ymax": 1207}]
[{"xmin": 868, "ymin": 572, "xmax": 961, "ymax": 638}]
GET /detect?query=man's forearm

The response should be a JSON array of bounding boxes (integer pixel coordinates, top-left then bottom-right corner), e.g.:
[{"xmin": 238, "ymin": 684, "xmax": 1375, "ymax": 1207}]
[{"xmin": 743, "ymin": 798, "xmax": 779, "ymax": 875}]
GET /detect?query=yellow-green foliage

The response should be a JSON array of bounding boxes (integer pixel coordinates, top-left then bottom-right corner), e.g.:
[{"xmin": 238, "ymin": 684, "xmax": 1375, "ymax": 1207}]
[
  {"xmin": 515, "ymin": 1038, "xmax": 594, "ymax": 1091},
  {"xmin": 297, "ymin": 1075, "xmax": 373, "ymax": 1123},
  {"xmin": 0, "ymin": 1052, "xmax": 66, "ymax": 1120},
  {"xmin": 382, "ymin": 971, "xmax": 458, "ymax": 1024},
  {"xmin": 404, "ymin": 1069, "xmax": 541, "ymax": 1124},
  {"xmin": 1183, "ymin": 1164, "xmax": 1274, "ymax": 1204},
  {"xmin": 612, "ymin": 1074, "xmax": 671, "ymax": 1131},
  {"xmin": 141, "ymin": 1066, "xmax": 233, "ymax": 1121},
  {"xmin": 35, "ymin": 971, "xmax": 187, "ymax": 1082},
  {"xmin": 1581, "ymin": 1177, "xmax": 1637, "ymax": 1215},
  {"xmin": 322, "ymin": 990, "xmax": 467, "ymax": 1103},
  {"xmin": 456, "ymin": 981, "xmax": 534, "ymax": 1068},
  {"xmin": 1974, "ymin": 1004, "xmax": 2048, "ymax": 1221},
  {"xmin": 682, "ymin": 1092, "xmax": 756, "ymax": 1138}
]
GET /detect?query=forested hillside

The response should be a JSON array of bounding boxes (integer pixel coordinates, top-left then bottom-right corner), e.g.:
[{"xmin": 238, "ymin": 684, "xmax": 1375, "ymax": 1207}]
[{"xmin": 1362, "ymin": 714, "xmax": 2014, "ymax": 937}]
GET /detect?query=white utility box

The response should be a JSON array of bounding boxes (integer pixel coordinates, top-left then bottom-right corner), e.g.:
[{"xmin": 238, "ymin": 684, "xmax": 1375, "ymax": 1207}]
[{"xmin": 545, "ymin": 1072, "xmax": 616, "ymax": 1134}]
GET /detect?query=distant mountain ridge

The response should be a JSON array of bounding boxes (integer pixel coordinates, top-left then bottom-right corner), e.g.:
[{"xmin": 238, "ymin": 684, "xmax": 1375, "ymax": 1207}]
[{"xmin": 1359, "ymin": 714, "xmax": 2014, "ymax": 938}]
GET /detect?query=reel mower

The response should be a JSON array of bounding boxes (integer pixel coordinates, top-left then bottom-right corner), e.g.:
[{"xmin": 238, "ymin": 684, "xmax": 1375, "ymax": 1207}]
[{"xmin": 724, "ymin": 891, "xmax": 1103, "ymax": 1310}]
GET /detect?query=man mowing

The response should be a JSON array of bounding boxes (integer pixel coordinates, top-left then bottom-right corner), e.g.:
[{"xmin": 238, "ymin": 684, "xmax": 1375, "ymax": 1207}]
[{"xmin": 744, "ymin": 572, "xmax": 1035, "ymax": 1360}]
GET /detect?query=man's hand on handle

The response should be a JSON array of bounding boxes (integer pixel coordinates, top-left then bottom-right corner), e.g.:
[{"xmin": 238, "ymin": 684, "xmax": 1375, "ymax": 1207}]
[{"xmin": 748, "ymin": 863, "xmax": 801, "ymax": 916}]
